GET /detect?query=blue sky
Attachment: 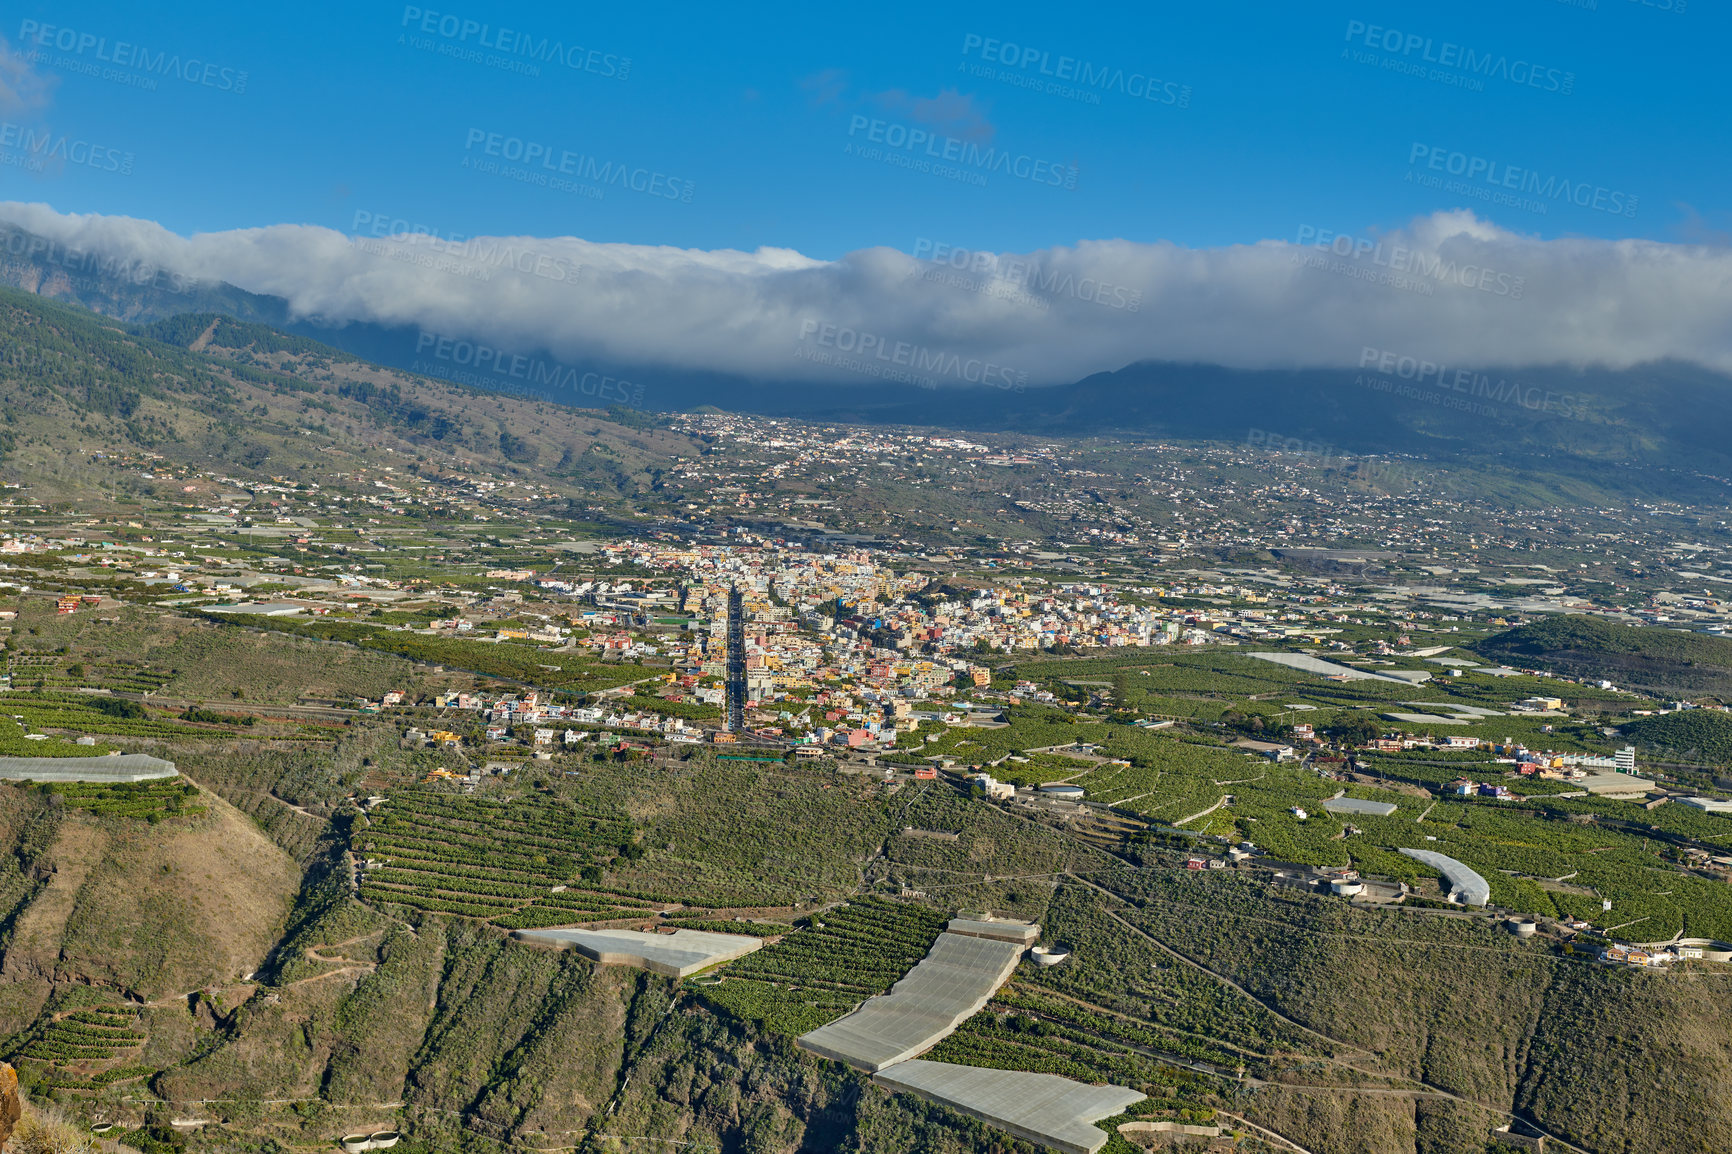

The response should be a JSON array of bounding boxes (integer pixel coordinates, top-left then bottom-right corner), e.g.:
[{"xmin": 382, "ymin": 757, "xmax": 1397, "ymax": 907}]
[{"xmin": 4, "ymin": 0, "xmax": 1725, "ymax": 258}]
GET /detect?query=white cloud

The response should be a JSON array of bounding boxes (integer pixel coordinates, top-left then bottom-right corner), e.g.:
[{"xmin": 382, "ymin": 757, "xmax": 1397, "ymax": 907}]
[
  {"xmin": 3, "ymin": 201, "xmax": 1731, "ymax": 384},
  {"xmin": 0, "ymin": 37, "xmax": 57, "ymax": 116}
]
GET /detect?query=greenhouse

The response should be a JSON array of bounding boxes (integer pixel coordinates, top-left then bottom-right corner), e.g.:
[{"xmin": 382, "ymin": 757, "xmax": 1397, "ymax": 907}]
[
  {"xmin": 797, "ymin": 931, "xmax": 1025, "ymax": 1071},
  {"xmin": 514, "ymin": 927, "xmax": 762, "ymax": 978},
  {"xmin": 874, "ymin": 1060, "xmax": 1144, "ymax": 1154},
  {"xmin": 0, "ymin": 754, "xmax": 178, "ymax": 783},
  {"xmin": 1400, "ymin": 848, "xmax": 1491, "ymax": 906}
]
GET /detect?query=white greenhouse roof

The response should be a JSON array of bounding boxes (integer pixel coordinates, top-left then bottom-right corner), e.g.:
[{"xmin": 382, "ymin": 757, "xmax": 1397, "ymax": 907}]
[
  {"xmin": 0, "ymin": 754, "xmax": 178, "ymax": 782},
  {"xmin": 1400, "ymin": 848, "xmax": 1491, "ymax": 906},
  {"xmin": 1323, "ymin": 797, "xmax": 1397, "ymax": 817},
  {"xmin": 797, "ymin": 932, "xmax": 1024, "ymax": 1071},
  {"xmin": 875, "ymin": 1060, "xmax": 1144, "ymax": 1154},
  {"xmin": 513, "ymin": 927, "xmax": 761, "ymax": 978}
]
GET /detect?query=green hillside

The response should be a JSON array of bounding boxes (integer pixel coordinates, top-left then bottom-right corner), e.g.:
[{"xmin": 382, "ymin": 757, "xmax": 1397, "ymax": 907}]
[
  {"xmin": 0, "ymin": 287, "xmax": 697, "ymax": 509},
  {"xmin": 1623, "ymin": 709, "xmax": 1732, "ymax": 766},
  {"xmin": 1474, "ymin": 615, "xmax": 1732, "ymax": 699}
]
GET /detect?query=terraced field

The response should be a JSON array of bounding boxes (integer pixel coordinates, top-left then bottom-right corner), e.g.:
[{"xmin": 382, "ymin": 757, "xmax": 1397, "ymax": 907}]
[
  {"xmin": 353, "ymin": 789, "xmax": 657, "ymax": 927},
  {"xmin": 49, "ymin": 779, "xmax": 207, "ymax": 820},
  {"xmin": 10, "ymin": 1004, "xmax": 155, "ymax": 1093},
  {"xmin": 701, "ymin": 897, "xmax": 948, "ymax": 1035},
  {"xmin": 2, "ymin": 655, "xmax": 172, "ymax": 694}
]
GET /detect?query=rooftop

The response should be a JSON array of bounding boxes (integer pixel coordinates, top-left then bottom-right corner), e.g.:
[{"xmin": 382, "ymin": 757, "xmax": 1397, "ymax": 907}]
[
  {"xmin": 797, "ymin": 932, "xmax": 1024, "ymax": 1072},
  {"xmin": 945, "ymin": 917, "xmax": 1041, "ymax": 945},
  {"xmin": 1400, "ymin": 848, "xmax": 1491, "ymax": 907},
  {"xmin": 874, "ymin": 1060, "xmax": 1144, "ymax": 1154},
  {"xmin": 0, "ymin": 754, "xmax": 178, "ymax": 783},
  {"xmin": 1323, "ymin": 797, "xmax": 1398, "ymax": 817},
  {"xmin": 513, "ymin": 926, "xmax": 763, "ymax": 978}
]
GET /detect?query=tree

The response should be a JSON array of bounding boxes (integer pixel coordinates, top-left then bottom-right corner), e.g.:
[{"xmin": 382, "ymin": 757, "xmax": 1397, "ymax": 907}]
[{"xmin": 1322, "ymin": 712, "xmax": 1380, "ymax": 746}]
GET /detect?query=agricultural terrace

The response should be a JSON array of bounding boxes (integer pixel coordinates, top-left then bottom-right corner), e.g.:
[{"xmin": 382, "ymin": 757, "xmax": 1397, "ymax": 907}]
[
  {"xmin": 353, "ymin": 789, "xmax": 656, "ymax": 928},
  {"xmin": 911, "ymin": 706, "xmax": 1732, "ymax": 941},
  {"xmin": 895, "ymin": 880, "xmax": 1317, "ymax": 1115},
  {"xmin": 206, "ymin": 612, "xmax": 660, "ymax": 692},
  {"xmin": 596, "ymin": 759, "xmax": 897, "ymax": 909},
  {"xmin": 1, "ymin": 690, "xmax": 297, "ymax": 741},
  {"xmin": 9, "ymin": 1002, "xmax": 154, "ymax": 1093},
  {"xmin": 704, "ymin": 888, "xmax": 1228, "ymax": 1117},
  {"xmin": 46, "ymin": 779, "xmax": 206, "ymax": 821},
  {"xmin": 702, "ymin": 898, "xmax": 948, "ymax": 1036},
  {"xmin": 0, "ymin": 654, "xmax": 171, "ymax": 694},
  {"xmin": 1010, "ymin": 648, "xmax": 1638, "ymax": 735}
]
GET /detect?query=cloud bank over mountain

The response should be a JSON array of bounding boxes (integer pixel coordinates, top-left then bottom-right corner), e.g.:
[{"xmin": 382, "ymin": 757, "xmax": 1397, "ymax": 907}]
[{"xmin": 4, "ymin": 201, "xmax": 1730, "ymax": 386}]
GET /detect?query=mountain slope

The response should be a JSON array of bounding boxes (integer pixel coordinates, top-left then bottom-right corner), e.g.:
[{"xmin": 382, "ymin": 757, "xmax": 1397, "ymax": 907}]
[
  {"xmin": 1474, "ymin": 616, "xmax": 1732, "ymax": 699},
  {"xmin": 6, "ymin": 219, "xmax": 1732, "ymax": 501},
  {"xmin": 0, "ymin": 286, "xmax": 699, "ymax": 508}
]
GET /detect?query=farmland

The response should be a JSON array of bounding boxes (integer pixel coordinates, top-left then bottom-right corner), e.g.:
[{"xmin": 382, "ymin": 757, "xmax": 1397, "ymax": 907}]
[
  {"xmin": 8, "ymin": 1000, "xmax": 155, "ymax": 1094},
  {"xmin": 46, "ymin": 779, "xmax": 207, "ymax": 821},
  {"xmin": 205, "ymin": 613, "xmax": 660, "ymax": 693},
  {"xmin": 701, "ymin": 897, "xmax": 948, "ymax": 1035},
  {"xmin": 353, "ymin": 789, "xmax": 654, "ymax": 925}
]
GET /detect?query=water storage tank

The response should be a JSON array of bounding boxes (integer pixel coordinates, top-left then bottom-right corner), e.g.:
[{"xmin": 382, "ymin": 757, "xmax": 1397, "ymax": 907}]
[
  {"xmin": 1329, "ymin": 879, "xmax": 1364, "ymax": 896},
  {"xmin": 1506, "ymin": 919, "xmax": 1539, "ymax": 938},
  {"xmin": 1029, "ymin": 945, "xmax": 1070, "ymax": 967}
]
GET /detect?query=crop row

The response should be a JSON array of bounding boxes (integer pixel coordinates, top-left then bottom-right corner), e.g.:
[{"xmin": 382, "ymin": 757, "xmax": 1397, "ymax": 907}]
[
  {"xmin": 64, "ymin": 1008, "xmax": 138, "ymax": 1026},
  {"xmin": 23, "ymin": 1041, "xmax": 125, "ymax": 1061},
  {"xmin": 365, "ymin": 869, "xmax": 544, "ymax": 900},
  {"xmin": 493, "ymin": 906, "xmax": 650, "ymax": 930},
  {"xmin": 364, "ymin": 820, "xmax": 579, "ymax": 855},
  {"xmin": 661, "ymin": 918, "xmax": 791, "ymax": 937},
  {"xmin": 369, "ymin": 799, "xmax": 632, "ymax": 846},
  {"xmin": 358, "ymin": 885, "xmax": 518, "ymax": 919},
  {"xmin": 700, "ymin": 977, "xmax": 861, "ymax": 1036},
  {"xmin": 530, "ymin": 891, "xmax": 652, "ymax": 911},
  {"xmin": 31, "ymin": 1064, "xmax": 155, "ymax": 1092},
  {"xmin": 358, "ymin": 834, "xmax": 569, "ymax": 874},
  {"xmin": 47, "ymin": 1021, "xmax": 144, "ymax": 1043},
  {"xmin": 354, "ymin": 852, "xmax": 557, "ymax": 887},
  {"xmin": 928, "ymin": 1016, "xmax": 1193, "ymax": 1093}
]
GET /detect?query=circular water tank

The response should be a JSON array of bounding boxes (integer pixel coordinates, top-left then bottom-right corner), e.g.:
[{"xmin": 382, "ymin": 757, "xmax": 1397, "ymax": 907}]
[
  {"xmin": 1507, "ymin": 919, "xmax": 1539, "ymax": 937},
  {"xmin": 1029, "ymin": 945, "xmax": 1070, "ymax": 967},
  {"xmin": 1329, "ymin": 879, "xmax": 1364, "ymax": 896}
]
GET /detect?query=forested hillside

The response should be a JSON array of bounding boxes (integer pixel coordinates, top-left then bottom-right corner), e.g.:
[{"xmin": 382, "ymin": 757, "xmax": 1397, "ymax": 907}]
[{"xmin": 1474, "ymin": 616, "xmax": 1732, "ymax": 699}]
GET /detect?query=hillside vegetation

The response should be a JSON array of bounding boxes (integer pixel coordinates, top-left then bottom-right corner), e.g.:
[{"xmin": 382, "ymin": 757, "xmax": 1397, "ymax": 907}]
[
  {"xmin": 0, "ymin": 287, "xmax": 696, "ymax": 506},
  {"xmin": 1622, "ymin": 708, "xmax": 1732, "ymax": 765},
  {"xmin": 1474, "ymin": 615, "xmax": 1732, "ymax": 698}
]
